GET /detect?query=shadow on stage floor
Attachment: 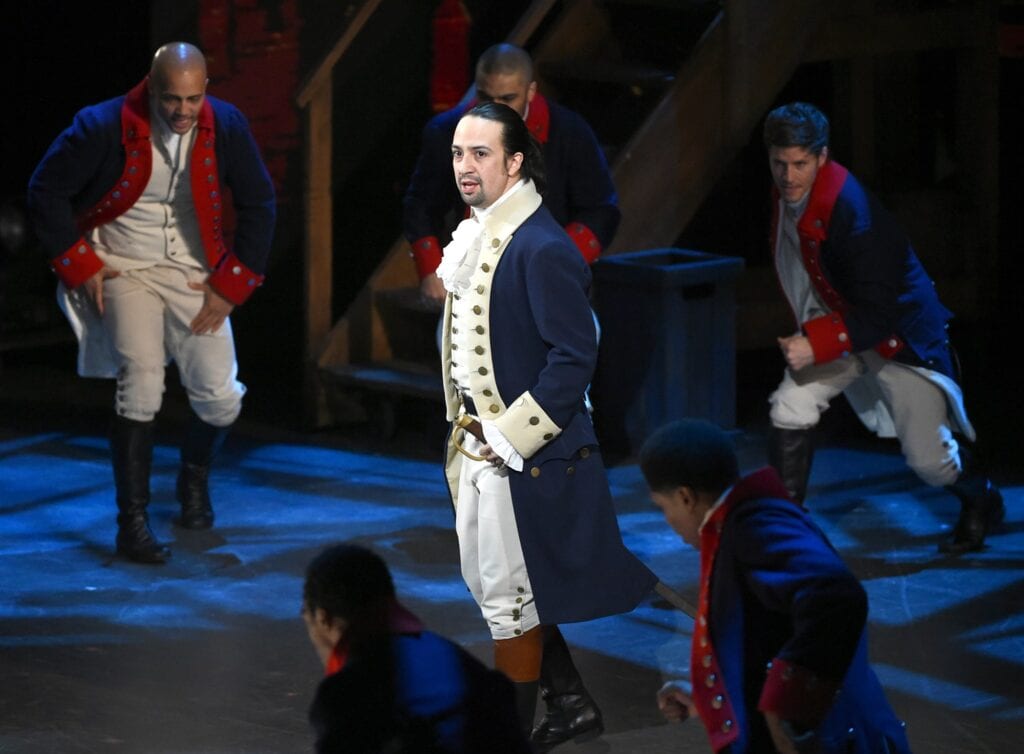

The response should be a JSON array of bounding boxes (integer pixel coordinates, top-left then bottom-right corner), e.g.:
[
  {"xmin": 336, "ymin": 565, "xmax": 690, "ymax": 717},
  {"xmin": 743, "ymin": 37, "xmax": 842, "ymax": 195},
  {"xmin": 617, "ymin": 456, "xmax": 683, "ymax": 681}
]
[{"xmin": 1, "ymin": 345, "xmax": 1021, "ymax": 752}]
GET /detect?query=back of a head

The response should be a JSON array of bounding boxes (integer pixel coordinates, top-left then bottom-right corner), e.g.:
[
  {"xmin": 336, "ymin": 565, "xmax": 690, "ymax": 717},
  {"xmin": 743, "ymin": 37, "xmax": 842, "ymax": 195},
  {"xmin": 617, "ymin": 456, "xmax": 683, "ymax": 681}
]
[
  {"xmin": 762, "ymin": 101, "xmax": 830, "ymax": 155},
  {"xmin": 639, "ymin": 419, "xmax": 739, "ymax": 496},
  {"xmin": 476, "ymin": 43, "xmax": 533, "ymax": 82},
  {"xmin": 303, "ymin": 544, "xmax": 395, "ymax": 624}
]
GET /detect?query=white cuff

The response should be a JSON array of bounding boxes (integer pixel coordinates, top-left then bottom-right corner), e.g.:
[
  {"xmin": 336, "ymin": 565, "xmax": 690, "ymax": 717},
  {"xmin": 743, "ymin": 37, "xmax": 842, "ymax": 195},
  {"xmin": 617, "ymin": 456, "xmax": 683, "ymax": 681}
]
[{"xmin": 481, "ymin": 420, "xmax": 525, "ymax": 472}]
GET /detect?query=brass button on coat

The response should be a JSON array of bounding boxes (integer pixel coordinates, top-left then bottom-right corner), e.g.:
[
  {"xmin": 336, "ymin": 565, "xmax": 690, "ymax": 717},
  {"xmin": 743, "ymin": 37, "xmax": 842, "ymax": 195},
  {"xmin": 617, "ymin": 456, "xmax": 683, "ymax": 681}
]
[
  {"xmin": 530, "ymin": 467, "xmax": 540, "ymax": 478},
  {"xmin": 529, "ymin": 416, "xmax": 539, "ymax": 425}
]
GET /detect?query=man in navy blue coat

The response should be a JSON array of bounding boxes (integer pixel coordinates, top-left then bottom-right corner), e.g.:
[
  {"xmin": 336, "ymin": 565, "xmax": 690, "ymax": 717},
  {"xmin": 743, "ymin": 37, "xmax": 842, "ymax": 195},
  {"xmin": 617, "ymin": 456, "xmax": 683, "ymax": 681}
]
[
  {"xmin": 27, "ymin": 43, "xmax": 275, "ymax": 563},
  {"xmin": 762, "ymin": 102, "xmax": 1002, "ymax": 554},
  {"xmin": 641, "ymin": 419, "xmax": 913, "ymax": 754},
  {"xmin": 404, "ymin": 43, "xmax": 619, "ymax": 304},
  {"xmin": 436, "ymin": 102, "xmax": 656, "ymax": 751}
]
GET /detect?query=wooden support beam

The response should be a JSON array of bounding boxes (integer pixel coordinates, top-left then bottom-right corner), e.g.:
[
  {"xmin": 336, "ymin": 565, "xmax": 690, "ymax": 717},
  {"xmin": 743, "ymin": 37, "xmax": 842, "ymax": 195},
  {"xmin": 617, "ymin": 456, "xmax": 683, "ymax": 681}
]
[{"xmin": 302, "ymin": 84, "xmax": 334, "ymax": 426}]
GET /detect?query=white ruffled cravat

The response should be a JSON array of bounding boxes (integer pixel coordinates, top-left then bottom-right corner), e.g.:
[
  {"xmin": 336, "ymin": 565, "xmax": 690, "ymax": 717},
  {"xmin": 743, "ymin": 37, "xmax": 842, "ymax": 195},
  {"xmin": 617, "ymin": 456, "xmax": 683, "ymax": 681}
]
[
  {"xmin": 436, "ymin": 179, "xmax": 526, "ymax": 294},
  {"xmin": 436, "ymin": 215, "xmax": 483, "ymax": 294}
]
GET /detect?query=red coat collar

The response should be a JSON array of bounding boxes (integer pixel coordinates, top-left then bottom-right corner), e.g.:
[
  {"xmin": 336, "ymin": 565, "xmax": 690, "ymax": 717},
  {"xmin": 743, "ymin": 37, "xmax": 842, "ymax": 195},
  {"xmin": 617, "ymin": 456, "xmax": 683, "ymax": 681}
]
[
  {"xmin": 798, "ymin": 160, "xmax": 847, "ymax": 241},
  {"xmin": 324, "ymin": 599, "xmax": 425, "ymax": 677},
  {"xmin": 525, "ymin": 92, "xmax": 550, "ymax": 144}
]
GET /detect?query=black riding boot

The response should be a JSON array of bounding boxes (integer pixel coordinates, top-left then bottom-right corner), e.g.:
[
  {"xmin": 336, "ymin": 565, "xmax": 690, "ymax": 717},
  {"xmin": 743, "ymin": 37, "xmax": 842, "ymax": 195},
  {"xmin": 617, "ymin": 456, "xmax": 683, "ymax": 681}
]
[
  {"xmin": 112, "ymin": 415, "xmax": 170, "ymax": 564},
  {"xmin": 176, "ymin": 414, "xmax": 231, "ymax": 530},
  {"xmin": 530, "ymin": 627, "xmax": 604, "ymax": 752},
  {"xmin": 939, "ymin": 448, "xmax": 1004, "ymax": 554},
  {"xmin": 767, "ymin": 426, "xmax": 815, "ymax": 504},
  {"xmin": 513, "ymin": 681, "xmax": 539, "ymax": 739}
]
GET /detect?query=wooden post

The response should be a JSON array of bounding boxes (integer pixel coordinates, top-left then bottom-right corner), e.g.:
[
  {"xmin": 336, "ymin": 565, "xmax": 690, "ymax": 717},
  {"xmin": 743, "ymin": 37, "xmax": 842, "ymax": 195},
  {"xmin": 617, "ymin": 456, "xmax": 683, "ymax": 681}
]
[{"xmin": 303, "ymin": 82, "xmax": 334, "ymax": 427}]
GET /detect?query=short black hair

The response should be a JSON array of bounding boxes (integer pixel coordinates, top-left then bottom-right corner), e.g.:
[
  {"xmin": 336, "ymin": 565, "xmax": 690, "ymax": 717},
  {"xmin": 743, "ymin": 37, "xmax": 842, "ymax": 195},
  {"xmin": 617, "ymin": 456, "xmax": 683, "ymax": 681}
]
[
  {"xmin": 763, "ymin": 102, "xmax": 830, "ymax": 156},
  {"xmin": 639, "ymin": 419, "xmax": 739, "ymax": 496},
  {"xmin": 303, "ymin": 544, "xmax": 395, "ymax": 623}
]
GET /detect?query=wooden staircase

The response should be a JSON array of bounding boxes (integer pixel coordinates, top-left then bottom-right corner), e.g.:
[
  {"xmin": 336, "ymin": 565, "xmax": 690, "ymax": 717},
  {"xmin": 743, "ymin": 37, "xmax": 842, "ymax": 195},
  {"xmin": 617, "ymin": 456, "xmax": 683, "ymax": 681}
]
[{"xmin": 298, "ymin": 0, "xmax": 999, "ymax": 429}]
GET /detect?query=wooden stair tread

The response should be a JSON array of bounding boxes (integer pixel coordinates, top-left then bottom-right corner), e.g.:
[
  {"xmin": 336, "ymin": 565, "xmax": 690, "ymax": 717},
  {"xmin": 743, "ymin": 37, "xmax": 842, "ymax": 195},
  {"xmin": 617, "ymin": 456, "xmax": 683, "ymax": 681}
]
[{"xmin": 321, "ymin": 361, "xmax": 441, "ymax": 399}]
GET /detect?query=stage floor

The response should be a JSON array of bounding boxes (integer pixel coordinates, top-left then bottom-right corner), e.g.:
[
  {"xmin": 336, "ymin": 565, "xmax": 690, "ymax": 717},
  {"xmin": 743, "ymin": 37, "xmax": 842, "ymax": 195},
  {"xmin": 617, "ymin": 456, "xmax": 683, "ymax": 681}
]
[{"xmin": 1, "ymin": 357, "xmax": 1021, "ymax": 753}]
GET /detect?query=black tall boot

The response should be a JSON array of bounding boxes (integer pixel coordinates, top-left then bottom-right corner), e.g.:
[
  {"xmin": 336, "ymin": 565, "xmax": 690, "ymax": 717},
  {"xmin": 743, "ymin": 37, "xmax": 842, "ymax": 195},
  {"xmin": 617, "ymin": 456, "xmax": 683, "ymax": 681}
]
[
  {"xmin": 530, "ymin": 627, "xmax": 603, "ymax": 752},
  {"xmin": 939, "ymin": 447, "xmax": 1005, "ymax": 554},
  {"xmin": 176, "ymin": 414, "xmax": 230, "ymax": 530},
  {"xmin": 111, "ymin": 415, "xmax": 170, "ymax": 564},
  {"xmin": 512, "ymin": 681, "xmax": 539, "ymax": 740},
  {"xmin": 767, "ymin": 426, "xmax": 815, "ymax": 504}
]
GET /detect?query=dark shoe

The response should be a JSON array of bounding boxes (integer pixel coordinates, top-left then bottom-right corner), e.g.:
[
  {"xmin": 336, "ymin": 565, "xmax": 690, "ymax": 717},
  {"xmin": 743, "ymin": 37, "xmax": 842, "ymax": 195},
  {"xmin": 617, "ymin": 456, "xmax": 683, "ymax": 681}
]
[
  {"xmin": 111, "ymin": 415, "xmax": 170, "ymax": 564},
  {"xmin": 530, "ymin": 693, "xmax": 603, "ymax": 752},
  {"xmin": 767, "ymin": 426, "xmax": 814, "ymax": 504},
  {"xmin": 531, "ymin": 627, "xmax": 604, "ymax": 752},
  {"xmin": 177, "ymin": 462, "xmax": 214, "ymax": 529},
  {"xmin": 939, "ymin": 478, "xmax": 1004, "ymax": 554},
  {"xmin": 176, "ymin": 414, "xmax": 230, "ymax": 530},
  {"xmin": 116, "ymin": 512, "xmax": 171, "ymax": 563}
]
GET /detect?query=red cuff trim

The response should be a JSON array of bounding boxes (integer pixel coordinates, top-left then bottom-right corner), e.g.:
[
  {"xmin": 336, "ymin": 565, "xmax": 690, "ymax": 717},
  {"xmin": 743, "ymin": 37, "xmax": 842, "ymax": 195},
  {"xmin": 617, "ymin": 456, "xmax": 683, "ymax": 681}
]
[
  {"xmin": 50, "ymin": 238, "xmax": 104, "ymax": 289},
  {"xmin": 803, "ymin": 312, "xmax": 852, "ymax": 364},
  {"xmin": 757, "ymin": 657, "xmax": 840, "ymax": 728},
  {"xmin": 208, "ymin": 252, "xmax": 264, "ymax": 306},
  {"xmin": 410, "ymin": 236, "xmax": 443, "ymax": 279},
  {"xmin": 565, "ymin": 222, "xmax": 601, "ymax": 265},
  {"xmin": 875, "ymin": 334, "xmax": 904, "ymax": 359}
]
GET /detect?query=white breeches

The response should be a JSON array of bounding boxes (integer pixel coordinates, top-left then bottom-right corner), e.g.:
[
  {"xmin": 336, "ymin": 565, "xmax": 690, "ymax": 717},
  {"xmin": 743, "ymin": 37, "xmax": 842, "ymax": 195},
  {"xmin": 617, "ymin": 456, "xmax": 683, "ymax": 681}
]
[
  {"xmin": 769, "ymin": 350, "xmax": 960, "ymax": 487},
  {"xmin": 103, "ymin": 265, "xmax": 244, "ymax": 426},
  {"xmin": 455, "ymin": 432, "xmax": 539, "ymax": 640}
]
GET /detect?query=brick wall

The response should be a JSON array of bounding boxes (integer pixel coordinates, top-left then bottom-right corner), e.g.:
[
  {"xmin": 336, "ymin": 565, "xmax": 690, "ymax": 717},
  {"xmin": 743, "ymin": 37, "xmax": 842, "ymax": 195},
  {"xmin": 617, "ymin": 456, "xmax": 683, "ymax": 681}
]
[{"xmin": 199, "ymin": 0, "xmax": 301, "ymax": 208}]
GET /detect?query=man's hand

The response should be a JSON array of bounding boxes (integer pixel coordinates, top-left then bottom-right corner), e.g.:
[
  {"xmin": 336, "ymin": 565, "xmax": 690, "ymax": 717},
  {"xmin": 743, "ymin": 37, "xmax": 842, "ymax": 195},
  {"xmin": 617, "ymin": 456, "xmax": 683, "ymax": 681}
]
[
  {"xmin": 656, "ymin": 682, "xmax": 696, "ymax": 724},
  {"xmin": 763, "ymin": 712, "xmax": 808, "ymax": 754},
  {"xmin": 420, "ymin": 274, "xmax": 447, "ymax": 306},
  {"xmin": 479, "ymin": 443, "xmax": 507, "ymax": 469},
  {"xmin": 777, "ymin": 334, "xmax": 815, "ymax": 372},
  {"xmin": 188, "ymin": 279, "xmax": 234, "ymax": 334},
  {"xmin": 80, "ymin": 266, "xmax": 120, "ymax": 316}
]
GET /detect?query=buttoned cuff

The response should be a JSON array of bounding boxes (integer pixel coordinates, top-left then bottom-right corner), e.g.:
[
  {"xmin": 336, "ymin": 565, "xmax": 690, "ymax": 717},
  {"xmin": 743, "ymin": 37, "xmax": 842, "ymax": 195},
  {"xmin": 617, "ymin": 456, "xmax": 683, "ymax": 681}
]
[
  {"xmin": 208, "ymin": 251, "xmax": 265, "ymax": 305},
  {"xmin": 410, "ymin": 235, "xmax": 443, "ymax": 279},
  {"xmin": 49, "ymin": 238, "xmax": 104, "ymax": 289},
  {"xmin": 493, "ymin": 391, "xmax": 561, "ymax": 460},
  {"xmin": 803, "ymin": 312, "xmax": 852, "ymax": 364},
  {"xmin": 757, "ymin": 657, "xmax": 841, "ymax": 728},
  {"xmin": 564, "ymin": 222, "xmax": 601, "ymax": 265}
]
